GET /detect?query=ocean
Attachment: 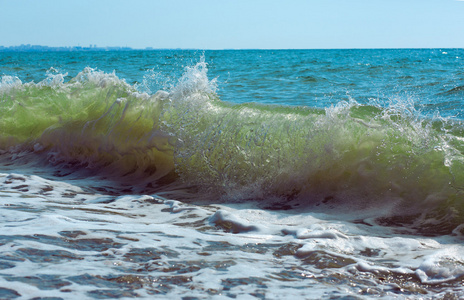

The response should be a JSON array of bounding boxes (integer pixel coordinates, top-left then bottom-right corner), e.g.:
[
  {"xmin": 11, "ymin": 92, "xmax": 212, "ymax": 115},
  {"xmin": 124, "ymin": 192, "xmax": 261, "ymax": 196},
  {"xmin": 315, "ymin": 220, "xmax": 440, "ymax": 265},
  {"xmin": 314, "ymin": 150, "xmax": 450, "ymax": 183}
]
[{"xmin": 1, "ymin": 49, "xmax": 464, "ymax": 299}]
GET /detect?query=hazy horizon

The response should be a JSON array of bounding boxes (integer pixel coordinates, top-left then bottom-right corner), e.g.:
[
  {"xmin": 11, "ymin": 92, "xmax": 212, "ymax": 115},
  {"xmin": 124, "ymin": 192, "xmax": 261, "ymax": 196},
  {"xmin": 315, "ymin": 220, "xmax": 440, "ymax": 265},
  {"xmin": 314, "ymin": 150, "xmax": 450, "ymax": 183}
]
[{"xmin": 2, "ymin": 44, "xmax": 463, "ymax": 51}]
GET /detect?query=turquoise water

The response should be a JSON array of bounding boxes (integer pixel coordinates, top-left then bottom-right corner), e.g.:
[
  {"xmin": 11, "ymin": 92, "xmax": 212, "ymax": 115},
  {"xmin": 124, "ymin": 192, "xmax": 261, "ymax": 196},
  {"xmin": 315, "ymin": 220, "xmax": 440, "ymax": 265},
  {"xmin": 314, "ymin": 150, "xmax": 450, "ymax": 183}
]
[
  {"xmin": 4, "ymin": 49, "xmax": 464, "ymax": 112},
  {"xmin": 1, "ymin": 49, "xmax": 464, "ymax": 299}
]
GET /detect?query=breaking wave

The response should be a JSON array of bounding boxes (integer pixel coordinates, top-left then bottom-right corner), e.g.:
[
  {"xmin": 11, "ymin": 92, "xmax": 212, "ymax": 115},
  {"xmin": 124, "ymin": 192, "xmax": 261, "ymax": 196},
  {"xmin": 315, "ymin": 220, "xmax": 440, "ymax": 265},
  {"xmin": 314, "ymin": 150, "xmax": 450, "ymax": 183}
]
[{"xmin": 1, "ymin": 60, "xmax": 464, "ymax": 234}]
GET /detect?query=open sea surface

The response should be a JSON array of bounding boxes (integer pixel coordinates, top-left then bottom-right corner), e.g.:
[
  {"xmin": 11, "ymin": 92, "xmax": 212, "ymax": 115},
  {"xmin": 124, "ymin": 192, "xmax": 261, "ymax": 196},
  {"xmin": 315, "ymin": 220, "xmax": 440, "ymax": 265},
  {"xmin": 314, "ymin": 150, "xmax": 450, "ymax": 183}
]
[{"xmin": 1, "ymin": 49, "xmax": 464, "ymax": 299}]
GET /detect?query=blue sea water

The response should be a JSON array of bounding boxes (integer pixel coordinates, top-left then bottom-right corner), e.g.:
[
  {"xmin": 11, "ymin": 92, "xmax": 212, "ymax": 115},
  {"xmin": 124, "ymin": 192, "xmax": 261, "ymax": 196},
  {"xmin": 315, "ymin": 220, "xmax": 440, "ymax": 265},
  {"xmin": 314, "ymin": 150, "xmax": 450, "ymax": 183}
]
[
  {"xmin": 1, "ymin": 49, "xmax": 464, "ymax": 299},
  {"xmin": 4, "ymin": 49, "xmax": 464, "ymax": 113},
  {"xmin": 3, "ymin": 49, "xmax": 464, "ymax": 112}
]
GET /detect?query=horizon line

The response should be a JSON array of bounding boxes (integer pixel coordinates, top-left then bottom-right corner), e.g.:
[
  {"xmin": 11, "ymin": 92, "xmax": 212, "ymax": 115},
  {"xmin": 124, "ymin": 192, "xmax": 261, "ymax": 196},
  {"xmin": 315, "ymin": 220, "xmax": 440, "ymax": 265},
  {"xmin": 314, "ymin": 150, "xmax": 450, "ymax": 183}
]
[{"xmin": 0, "ymin": 44, "xmax": 463, "ymax": 51}]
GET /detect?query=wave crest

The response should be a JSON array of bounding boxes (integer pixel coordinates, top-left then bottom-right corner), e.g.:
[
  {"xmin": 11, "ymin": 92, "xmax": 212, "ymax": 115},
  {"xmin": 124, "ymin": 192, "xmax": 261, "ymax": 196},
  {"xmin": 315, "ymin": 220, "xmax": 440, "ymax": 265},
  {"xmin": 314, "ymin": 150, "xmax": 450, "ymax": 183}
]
[{"xmin": 1, "ymin": 61, "xmax": 464, "ymax": 234}]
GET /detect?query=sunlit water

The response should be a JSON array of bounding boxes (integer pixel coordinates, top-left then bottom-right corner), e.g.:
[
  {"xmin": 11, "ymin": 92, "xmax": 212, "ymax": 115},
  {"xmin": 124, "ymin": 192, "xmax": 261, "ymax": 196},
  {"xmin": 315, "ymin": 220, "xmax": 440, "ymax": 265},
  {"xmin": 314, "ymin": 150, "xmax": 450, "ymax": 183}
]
[{"xmin": 1, "ymin": 49, "xmax": 464, "ymax": 299}]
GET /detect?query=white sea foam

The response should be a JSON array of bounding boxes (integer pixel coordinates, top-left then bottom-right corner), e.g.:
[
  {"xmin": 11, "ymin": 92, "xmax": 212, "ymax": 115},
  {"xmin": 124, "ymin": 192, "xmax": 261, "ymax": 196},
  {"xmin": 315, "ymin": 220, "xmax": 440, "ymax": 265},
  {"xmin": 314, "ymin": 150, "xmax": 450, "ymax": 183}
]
[
  {"xmin": 1, "ymin": 153, "xmax": 464, "ymax": 299},
  {"xmin": 0, "ymin": 75, "xmax": 22, "ymax": 94}
]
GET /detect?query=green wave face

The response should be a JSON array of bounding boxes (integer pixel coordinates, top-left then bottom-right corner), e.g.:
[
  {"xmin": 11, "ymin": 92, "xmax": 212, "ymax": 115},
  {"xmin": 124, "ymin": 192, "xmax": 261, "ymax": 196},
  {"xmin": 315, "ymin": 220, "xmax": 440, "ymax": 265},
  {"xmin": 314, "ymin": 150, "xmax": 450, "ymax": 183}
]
[
  {"xmin": 1, "ymin": 63, "xmax": 464, "ymax": 234},
  {"xmin": 0, "ymin": 68, "xmax": 175, "ymax": 185}
]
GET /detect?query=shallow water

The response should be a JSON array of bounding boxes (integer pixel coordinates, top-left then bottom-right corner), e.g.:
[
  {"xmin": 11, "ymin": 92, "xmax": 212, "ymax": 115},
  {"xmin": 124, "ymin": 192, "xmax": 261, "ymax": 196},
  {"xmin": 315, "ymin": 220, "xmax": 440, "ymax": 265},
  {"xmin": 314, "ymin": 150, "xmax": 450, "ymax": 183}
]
[{"xmin": 1, "ymin": 49, "xmax": 464, "ymax": 299}]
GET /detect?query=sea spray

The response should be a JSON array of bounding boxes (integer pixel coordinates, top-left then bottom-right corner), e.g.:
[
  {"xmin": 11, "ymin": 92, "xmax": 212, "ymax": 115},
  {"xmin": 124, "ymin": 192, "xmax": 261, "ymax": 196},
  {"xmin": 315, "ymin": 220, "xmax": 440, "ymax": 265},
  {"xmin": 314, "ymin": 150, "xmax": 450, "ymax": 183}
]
[
  {"xmin": 1, "ymin": 60, "xmax": 464, "ymax": 234},
  {"xmin": 156, "ymin": 63, "xmax": 464, "ymax": 232}
]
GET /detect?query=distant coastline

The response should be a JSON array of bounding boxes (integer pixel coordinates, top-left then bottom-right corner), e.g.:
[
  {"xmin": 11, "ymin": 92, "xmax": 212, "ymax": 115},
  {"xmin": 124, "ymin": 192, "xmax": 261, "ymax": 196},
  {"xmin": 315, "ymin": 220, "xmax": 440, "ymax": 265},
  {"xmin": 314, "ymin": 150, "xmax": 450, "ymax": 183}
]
[
  {"xmin": 0, "ymin": 44, "xmax": 186, "ymax": 52},
  {"xmin": 0, "ymin": 45, "xmax": 461, "ymax": 52}
]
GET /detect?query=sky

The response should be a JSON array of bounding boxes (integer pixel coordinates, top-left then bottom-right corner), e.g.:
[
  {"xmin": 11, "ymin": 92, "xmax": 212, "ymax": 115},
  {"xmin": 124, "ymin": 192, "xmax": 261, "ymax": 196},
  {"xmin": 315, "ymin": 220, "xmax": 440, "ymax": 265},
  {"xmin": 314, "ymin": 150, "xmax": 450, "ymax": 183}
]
[{"xmin": 1, "ymin": 0, "xmax": 464, "ymax": 49}]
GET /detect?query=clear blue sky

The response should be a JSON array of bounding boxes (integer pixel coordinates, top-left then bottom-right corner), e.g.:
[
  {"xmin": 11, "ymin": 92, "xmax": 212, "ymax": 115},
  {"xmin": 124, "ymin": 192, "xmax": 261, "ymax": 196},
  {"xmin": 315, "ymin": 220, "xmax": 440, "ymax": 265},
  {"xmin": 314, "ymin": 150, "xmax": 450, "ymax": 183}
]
[{"xmin": 1, "ymin": 0, "xmax": 463, "ymax": 49}]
